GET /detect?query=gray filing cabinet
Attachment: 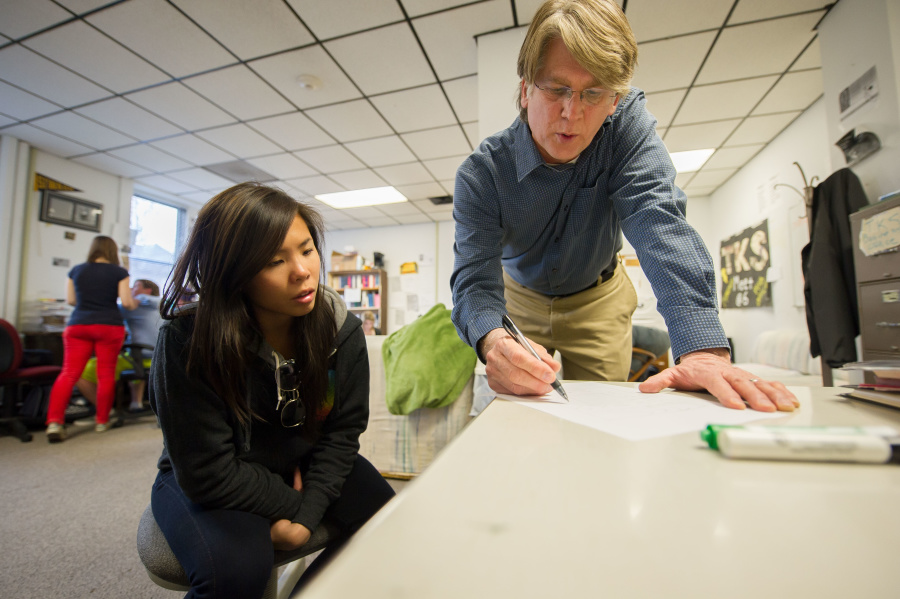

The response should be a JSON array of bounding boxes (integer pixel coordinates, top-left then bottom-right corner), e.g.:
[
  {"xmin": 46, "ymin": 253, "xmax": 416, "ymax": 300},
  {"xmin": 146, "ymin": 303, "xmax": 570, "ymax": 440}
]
[{"xmin": 850, "ymin": 195, "xmax": 900, "ymax": 360}]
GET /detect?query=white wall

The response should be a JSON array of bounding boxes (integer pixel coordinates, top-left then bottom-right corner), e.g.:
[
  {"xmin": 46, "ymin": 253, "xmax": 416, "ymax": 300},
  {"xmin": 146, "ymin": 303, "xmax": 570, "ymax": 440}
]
[
  {"xmin": 324, "ymin": 220, "xmax": 456, "ymax": 334},
  {"xmin": 703, "ymin": 98, "xmax": 831, "ymax": 360},
  {"xmin": 820, "ymin": 0, "xmax": 900, "ymax": 201}
]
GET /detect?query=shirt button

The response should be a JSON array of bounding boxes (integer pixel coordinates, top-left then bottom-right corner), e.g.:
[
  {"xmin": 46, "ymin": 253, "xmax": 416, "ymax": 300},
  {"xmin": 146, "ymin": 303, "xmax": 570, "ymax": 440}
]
[
  {"xmin": 552, "ymin": 268, "xmax": 558, "ymax": 273},
  {"xmin": 564, "ymin": 205, "xmax": 569, "ymax": 211}
]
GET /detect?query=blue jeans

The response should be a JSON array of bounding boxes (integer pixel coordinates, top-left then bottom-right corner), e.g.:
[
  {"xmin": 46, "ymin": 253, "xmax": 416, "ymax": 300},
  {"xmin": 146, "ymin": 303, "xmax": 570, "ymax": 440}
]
[{"xmin": 151, "ymin": 455, "xmax": 395, "ymax": 599}]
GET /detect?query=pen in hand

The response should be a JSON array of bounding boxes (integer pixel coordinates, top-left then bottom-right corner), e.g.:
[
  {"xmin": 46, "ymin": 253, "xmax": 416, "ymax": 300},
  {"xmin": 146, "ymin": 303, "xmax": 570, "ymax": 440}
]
[{"xmin": 501, "ymin": 314, "xmax": 569, "ymax": 402}]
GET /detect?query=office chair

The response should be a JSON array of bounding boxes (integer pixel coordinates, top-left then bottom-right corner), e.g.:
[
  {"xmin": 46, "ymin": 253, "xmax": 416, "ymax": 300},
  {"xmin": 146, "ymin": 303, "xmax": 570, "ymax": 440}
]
[
  {"xmin": 112, "ymin": 342, "xmax": 154, "ymax": 428},
  {"xmin": 629, "ymin": 325, "xmax": 671, "ymax": 383},
  {"xmin": 0, "ymin": 318, "xmax": 62, "ymax": 442},
  {"xmin": 137, "ymin": 503, "xmax": 338, "ymax": 599}
]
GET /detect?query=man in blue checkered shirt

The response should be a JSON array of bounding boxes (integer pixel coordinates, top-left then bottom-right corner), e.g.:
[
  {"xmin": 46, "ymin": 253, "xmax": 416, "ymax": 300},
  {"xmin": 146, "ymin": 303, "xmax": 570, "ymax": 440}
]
[{"xmin": 451, "ymin": 0, "xmax": 798, "ymax": 412}]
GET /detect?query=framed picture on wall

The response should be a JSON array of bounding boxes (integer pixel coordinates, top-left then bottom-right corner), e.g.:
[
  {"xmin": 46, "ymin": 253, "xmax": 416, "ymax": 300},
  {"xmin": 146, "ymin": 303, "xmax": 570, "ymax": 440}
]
[{"xmin": 40, "ymin": 190, "xmax": 103, "ymax": 232}]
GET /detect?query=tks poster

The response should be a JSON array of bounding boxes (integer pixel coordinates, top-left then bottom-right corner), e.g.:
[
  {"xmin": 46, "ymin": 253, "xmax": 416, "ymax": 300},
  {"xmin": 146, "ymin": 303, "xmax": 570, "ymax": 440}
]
[{"xmin": 720, "ymin": 220, "xmax": 771, "ymax": 309}]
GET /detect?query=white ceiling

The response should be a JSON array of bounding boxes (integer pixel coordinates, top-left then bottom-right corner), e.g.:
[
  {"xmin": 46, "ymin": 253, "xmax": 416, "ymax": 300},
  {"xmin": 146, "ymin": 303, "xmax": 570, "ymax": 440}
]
[{"xmin": 0, "ymin": 0, "xmax": 832, "ymax": 229}]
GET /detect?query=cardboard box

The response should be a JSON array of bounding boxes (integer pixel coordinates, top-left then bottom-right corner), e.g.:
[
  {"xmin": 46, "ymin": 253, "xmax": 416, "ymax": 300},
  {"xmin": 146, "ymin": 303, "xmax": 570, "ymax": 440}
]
[{"xmin": 331, "ymin": 251, "xmax": 362, "ymax": 271}]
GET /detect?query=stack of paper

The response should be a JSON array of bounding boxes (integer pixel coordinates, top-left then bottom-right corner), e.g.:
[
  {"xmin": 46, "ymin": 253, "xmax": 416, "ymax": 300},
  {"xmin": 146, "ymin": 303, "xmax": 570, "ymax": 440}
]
[{"xmin": 841, "ymin": 361, "xmax": 900, "ymax": 409}]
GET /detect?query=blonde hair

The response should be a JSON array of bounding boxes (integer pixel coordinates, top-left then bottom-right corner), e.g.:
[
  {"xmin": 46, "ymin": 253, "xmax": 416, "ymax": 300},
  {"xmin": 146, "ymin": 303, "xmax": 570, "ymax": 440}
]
[
  {"xmin": 516, "ymin": 0, "xmax": 638, "ymax": 121},
  {"xmin": 87, "ymin": 235, "xmax": 120, "ymax": 265}
]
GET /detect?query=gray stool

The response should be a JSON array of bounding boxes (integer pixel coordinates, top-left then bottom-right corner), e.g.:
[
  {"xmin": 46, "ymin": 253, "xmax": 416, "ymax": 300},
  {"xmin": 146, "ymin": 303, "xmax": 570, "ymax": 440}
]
[{"xmin": 137, "ymin": 504, "xmax": 337, "ymax": 599}]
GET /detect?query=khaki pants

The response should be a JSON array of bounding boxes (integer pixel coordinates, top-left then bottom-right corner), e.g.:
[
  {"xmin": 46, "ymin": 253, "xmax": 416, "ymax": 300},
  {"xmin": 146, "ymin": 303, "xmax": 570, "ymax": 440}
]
[{"xmin": 503, "ymin": 264, "xmax": 638, "ymax": 381}]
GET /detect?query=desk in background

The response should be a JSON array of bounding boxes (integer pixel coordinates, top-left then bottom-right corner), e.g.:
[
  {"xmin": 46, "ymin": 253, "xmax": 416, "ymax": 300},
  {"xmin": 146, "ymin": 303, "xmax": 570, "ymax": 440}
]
[
  {"xmin": 299, "ymin": 386, "xmax": 900, "ymax": 598},
  {"xmin": 22, "ymin": 331, "xmax": 63, "ymax": 366}
]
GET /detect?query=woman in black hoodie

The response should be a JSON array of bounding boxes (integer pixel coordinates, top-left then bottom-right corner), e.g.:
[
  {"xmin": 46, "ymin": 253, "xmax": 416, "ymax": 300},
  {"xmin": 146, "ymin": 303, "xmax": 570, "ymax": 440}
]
[{"xmin": 149, "ymin": 182, "xmax": 394, "ymax": 599}]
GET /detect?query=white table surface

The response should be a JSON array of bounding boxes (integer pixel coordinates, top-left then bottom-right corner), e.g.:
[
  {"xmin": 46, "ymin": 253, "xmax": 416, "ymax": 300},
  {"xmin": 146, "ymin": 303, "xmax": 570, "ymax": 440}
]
[{"xmin": 298, "ymin": 385, "xmax": 900, "ymax": 598}]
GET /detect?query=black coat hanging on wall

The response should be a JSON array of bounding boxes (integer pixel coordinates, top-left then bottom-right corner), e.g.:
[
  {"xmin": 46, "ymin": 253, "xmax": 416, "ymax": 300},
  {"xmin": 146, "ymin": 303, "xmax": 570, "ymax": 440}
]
[{"xmin": 800, "ymin": 168, "xmax": 869, "ymax": 368}]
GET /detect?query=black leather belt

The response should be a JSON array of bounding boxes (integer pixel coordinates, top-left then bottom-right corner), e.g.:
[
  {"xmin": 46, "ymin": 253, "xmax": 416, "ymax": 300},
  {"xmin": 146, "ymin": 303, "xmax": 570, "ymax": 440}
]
[{"xmin": 555, "ymin": 265, "xmax": 616, "ymax": 298}]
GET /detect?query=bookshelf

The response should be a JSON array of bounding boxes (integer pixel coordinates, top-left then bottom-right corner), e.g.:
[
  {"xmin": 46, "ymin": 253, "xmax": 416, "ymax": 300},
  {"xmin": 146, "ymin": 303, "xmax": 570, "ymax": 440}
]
[{"xmin": 328, "ymin": 269, "xmax": 387, "ymax": 332}]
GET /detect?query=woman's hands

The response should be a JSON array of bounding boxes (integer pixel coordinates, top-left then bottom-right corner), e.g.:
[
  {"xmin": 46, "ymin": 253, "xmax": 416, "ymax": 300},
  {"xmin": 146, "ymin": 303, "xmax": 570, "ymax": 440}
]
[
  {"xmin": 270, "ymin": 520, "xmax": 311, "ymax": 551},
  {"xmin": 270, "ymin": 466, "xmax": 310, "ymax": 550}
]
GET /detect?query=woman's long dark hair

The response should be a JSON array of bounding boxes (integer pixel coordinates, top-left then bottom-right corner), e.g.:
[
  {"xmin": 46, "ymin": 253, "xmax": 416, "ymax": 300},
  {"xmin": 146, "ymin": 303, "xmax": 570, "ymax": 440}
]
[{"xmin": 162, "ymin": 182, "xmax": 335, "ymax": 428}]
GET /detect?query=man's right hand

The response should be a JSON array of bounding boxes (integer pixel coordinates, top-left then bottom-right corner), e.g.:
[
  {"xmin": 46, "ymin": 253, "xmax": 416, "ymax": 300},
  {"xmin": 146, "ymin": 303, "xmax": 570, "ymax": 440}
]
[
  {"xmin": 270, "ymin": 519, "xmax": 311, "ymax": 551},
  {"xmin": 479, "ymin": 328, "xmax": 561, "ymax": 396}
]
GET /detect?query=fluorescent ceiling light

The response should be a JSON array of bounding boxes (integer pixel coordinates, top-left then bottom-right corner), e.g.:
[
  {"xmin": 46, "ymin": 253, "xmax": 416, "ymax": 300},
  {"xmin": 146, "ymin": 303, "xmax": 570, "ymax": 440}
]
[
  {"xmin": 315, "ymin": 186, "xmax": 408, "ymax": 209},
  {"xmin": 670, "ymin": 149, "xmax": 715, "ymax": 173}
]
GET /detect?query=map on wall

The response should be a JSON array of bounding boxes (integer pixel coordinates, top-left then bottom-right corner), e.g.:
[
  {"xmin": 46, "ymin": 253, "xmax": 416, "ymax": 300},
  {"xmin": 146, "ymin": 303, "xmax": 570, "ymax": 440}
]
[{"xmin": 720, "ymin": 220, "xmax": 772, "ymax": 309}]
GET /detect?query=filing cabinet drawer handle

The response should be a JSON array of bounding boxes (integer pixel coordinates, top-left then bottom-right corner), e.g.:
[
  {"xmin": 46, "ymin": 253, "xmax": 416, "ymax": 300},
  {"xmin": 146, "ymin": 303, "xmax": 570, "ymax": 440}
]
[{"xmin": 875, "ymin": 321, "xmax": 900, "ymax": 327}]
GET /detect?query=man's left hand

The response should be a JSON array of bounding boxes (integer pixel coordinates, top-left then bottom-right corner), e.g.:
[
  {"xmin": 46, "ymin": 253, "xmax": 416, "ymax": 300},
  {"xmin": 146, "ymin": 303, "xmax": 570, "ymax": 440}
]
[{"xmin": 638, "ymin": 348, "xmax": 799, "ymax": 412}]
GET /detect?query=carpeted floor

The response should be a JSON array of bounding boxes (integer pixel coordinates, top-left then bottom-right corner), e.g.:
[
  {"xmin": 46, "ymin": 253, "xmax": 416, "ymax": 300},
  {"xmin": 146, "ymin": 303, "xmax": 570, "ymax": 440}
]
[{"xmin": 0, "ymin": 413, "xmax": 407, "ymax": 598}]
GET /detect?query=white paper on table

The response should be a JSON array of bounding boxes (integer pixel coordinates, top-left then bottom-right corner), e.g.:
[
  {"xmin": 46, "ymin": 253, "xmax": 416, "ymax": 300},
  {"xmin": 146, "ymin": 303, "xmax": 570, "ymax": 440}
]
[{"xmin": 497, "ymin": 381, "xmax": 787, "ymax": 441}]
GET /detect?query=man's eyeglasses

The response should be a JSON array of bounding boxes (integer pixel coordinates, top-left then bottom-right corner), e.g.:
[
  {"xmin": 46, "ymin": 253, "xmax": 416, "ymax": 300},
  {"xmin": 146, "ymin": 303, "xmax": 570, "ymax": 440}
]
[
  {"xmin": 274, "ymin": 352, "xmax": 306, "ymax": 428},
  {"xmin": 533, "ymin": 82, "xmax": 616, "ymax": 107}
]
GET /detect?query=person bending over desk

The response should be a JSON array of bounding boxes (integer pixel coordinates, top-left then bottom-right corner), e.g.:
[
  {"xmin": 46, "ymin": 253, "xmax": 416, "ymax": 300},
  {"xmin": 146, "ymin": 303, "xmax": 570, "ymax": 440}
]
[
  {"xmin": 76, "ymin": 278, "xmax": 162, "ymax": 412},
  {"xmin": 450, "ymin": 0, "xmax": 798, "ymax": 412}
]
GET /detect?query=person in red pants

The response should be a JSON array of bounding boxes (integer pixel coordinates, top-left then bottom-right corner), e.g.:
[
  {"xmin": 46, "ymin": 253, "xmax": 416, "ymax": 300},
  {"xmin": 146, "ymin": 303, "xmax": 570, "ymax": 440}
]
[{"xmin": 45, "ymin": 235, "xmax": 137, "ymax": 442}]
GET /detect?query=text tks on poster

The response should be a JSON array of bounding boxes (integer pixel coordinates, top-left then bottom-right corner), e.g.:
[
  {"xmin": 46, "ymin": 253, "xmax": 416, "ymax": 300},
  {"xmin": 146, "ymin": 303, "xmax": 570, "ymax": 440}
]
[{"xmin": 720, "ymin": 220, "xmax": 771, "ymax": 309}]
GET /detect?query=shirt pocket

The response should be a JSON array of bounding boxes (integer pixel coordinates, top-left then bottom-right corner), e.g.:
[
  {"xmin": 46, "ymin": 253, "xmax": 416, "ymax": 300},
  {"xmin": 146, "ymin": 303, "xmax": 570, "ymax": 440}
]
[{"xmin": 568, "ymin": 170, "xmax": 612, "ymax": 239}]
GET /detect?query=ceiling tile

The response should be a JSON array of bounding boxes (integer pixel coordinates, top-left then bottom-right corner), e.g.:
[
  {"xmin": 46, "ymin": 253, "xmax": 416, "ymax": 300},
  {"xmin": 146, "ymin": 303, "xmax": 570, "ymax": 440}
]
[
  {"xmin": 729, "ymin": 0, "xmax": 832, "ymax": 24},
  {"xmin": 183, "ymin": 65, "xmax": 295, "ymax": 121},
  {"xmin": 0, "ymin": 0, "xmax": 72, "ymax": 39},
  {"xmin": 286, "ymin": 0, "xmax": 403, "ymax": 39},
  {"xmin": 514, "ymin": 0, "xmax": 545, "ymax": 24},
  {"xmin": 643, "ymin": 89, "xmax": 687, "ymax": 128},
  {"xmin": 696, "ymin": 12, "xmax": 823, "ymax": 84},
  {"xmin": 674, "ymin": 172, "xmax": 694, "ymax": 189},
  {"xmin": 374, "ymin": 162, "xmax": 435, "ymax": 186},
  {"xmin": 75, "ymin": 97, "xmax": 182, "ymax": 140},
  {"xmin": 725, "ymin": 112, "xmax": 800, "ymax": 146},
  {"xmin": 31, "ymin": 111, "xmax": 136, "ymax": 150},
  {"xmin": 402, "ymin": 125, "xmax": 471, "ymax": 160},
  {"xmin": 289, "ymin": 175, "xmax": 346, "ymax": 195},
  {"xmin": 439, "ymin": 179, "xmax": 456, "ymax": 195},
  {"xmin": 631, "ymin": 31, "xmax": 716, "ymax": 93},
  {"xmin": 0, "ymin": 123, "xmax": 93, "ymax": 157},
  {"xmin": 402, "ymin": 0, "xmax": 475, "ymax": 18},
  {"xmin": 246, "ymin": 112, "xmax": 335, "ymax": 151},
  {"xmin": 413, "ymin": 198, "xmax": 453, "ymax": 214},
  {"xmin": 376, "ymin": 200, "xmax": 427, "ymax": 216},
  {"xmin": 294, "ymin": 145, "xmax": 365, "ymax": 173},
  {"xmin": 24, "ymin": 20, "xmax": 168, "ymax": 92},
  {"xmin": 663, "ymin": 119, "xmax": 741, "ymax": 152},
  {"xmin": 627, "ymin": 0, "xmax": 732, "ymax": 43},
  {"xmin": 150, "ymin": 133, "xmax": 237, "ymax": 165},
  {"xmin": 394, "ymin": 212, "xmax": 433, "ymax": 224},
  {"xmin": 674, "ymin": 76, "xmax": 777, "ymax": 125},
  {"xmin": 344, "ymin": 135, "xmax": 417, "ymax": 167},
  {"xmin": 86, "ymin": 0, "xmax": 235, "ymax": 78},
  {"xmin": 249, "ymin": 46, "xmax": 361, "ymax": 110},
  {"xmin": 341, "ymin": 206, "xmax": 391, "ymax": 219},
  {"xmin": 0, "ymin": 80, "xmax": 62, "ymax": 120},
  {"xmin": 329, "ymin": 169, "xmax": 388, "ymax": 191},
  {"xmin": 108, "ymin": 144, "xmax": 193, "ymax": 173},
  {"xmin": 394, "ymin": 181, "xmax": 446, "ymax": 200},
  {"xmin": 126, "ymin": 82, "xmax": 236, "ymax": 131},
  {"xmin": 0, "ymin": 45, "xmax": 109, "ymax": 106},
  {"xmin": 53, "ymin": 0, "xmax": 112, "ymax": 14},
  {"xmin": 443, "ymin": 75, "xmax": 477, "ymax": 123},
  {"xmin": 791, "ymin": 37, "xmax": 820, "ymax": 71},
  {"xmin": 688, "ymin": 167, "xmax": 736, "ymax": 188},
  {"xmin": 752, "ymin": 69, "xmax": 823, "ymax": 115},
  {"xmin": 370, "ymin": 85, "xmax": 456, "ymax": 132},
  {"xmin": 412, "ymin": 0, "xmax": 514, "ymax": 80},
  {"xmin": 422, "ymin": 154, "xmax": 466, "ymax": 180},
  {"xmin": 176, "ymin": 190, "xmax": 215, "ymax": 203},
  {"xmin": 246, "ymin": 153, "xmax": 317, "ymax": 179},
  {"xmin": 305, "ymin": 99, "xmax": 393, "ymax": 142},
  {"xmin": 168, "ymin": 167, "xmax": 234, "ymax": 190},
  {"xmin": 324, "ymin": 23, "xmax": 436, "ymax": 95},
  {"xmin": 685, "ymin": 187, "xmax": 717, "ymax": 197},
  {"xmin": 133, "ymin": 173, "xmax": 200, "ymax": 194},
  {"xmin": 0, "ymin": 115, "xmax": 16, "ymax": 127},
  {"xmin": 171, "ymin": 0, "xmax": 314, "ymax": 60},
  {"xmin": 462, "ymin": 121, "xmax": 480, "ymax": 148},
  {"xmin": 195, "ymin": 123, "xmax": 283, "ymax": 159},
  {"xmin": 702, "ymin": 144, "xmax": 764, "ymax": 170},
  {"xmin": 366, "ymin": 216, "xmax": 401, "ymax": 227},
  {"xmin": 72, "ymin": 152, "xmax": 153, "ymax": 177}
]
